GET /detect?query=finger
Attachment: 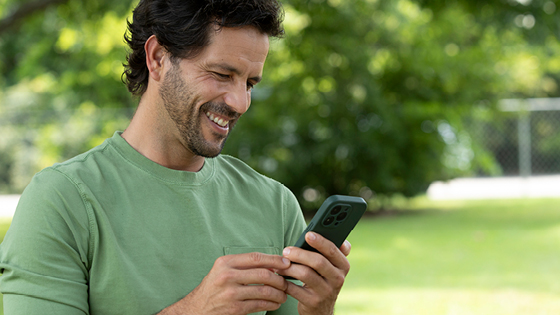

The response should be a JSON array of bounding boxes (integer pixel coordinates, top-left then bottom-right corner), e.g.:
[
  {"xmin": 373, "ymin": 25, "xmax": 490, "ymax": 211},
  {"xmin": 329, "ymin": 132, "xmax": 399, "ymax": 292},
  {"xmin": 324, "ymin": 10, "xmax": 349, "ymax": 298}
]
[
  {"xmin": 283, "ymin": 236, "xmax": 349, "ymax": 287},
  {"xmin": 237, "ymin": 268, "xmax": 289, "ymax": 291},
  {"xmin": 236, "ymin": 283, "xmax": 288, "ymax": 305},
  {"xmin": 236, "ymin": 299, "xmax": 283, "ymax": 314},
  {"xmin": 223, "ymin": 252, "xmax": 291, "ymax": 270},
  {"xmin": 284, "ymin": 279, "xmax": 314, "ymax": 303},
  {"xmin": 282, "ymin": 246, "xmax": 343, "ymax": 288},
  {"xmin": 275, "ymin": 262, "xmax": 324, "ymax": 289},
  {"xmin": 304, "ymin": 232, "xmax": 350, "ymax": 272},
  {"xmin": 340, "ymin": 240, "xmax": 352, "ymax": 257}
]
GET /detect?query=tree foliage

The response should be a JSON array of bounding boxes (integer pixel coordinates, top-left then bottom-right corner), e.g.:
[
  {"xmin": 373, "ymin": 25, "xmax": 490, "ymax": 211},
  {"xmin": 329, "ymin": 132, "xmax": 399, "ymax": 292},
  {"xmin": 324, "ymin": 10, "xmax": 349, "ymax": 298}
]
[
  {"xmin": 1, "ymin": 0, "xmax": 559, "ymax": 210},
  {"xmin": 0, "ymin": 0, "xmax": 137, "ymax": 192},
  {"xmin": 224, "ymin": 0, "xmax": 560, "ymax": 209}
]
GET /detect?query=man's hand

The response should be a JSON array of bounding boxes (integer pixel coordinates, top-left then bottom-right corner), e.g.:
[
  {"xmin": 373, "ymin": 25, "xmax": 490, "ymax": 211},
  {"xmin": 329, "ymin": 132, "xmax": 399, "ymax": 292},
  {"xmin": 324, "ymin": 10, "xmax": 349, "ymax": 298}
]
[
  {"xmin": 277, "ymin": 232, "xmax": 351, "ymax": 315},
  {"xmin": 158, "ymin": 252, "xmax": 291, "ymax": 315}
]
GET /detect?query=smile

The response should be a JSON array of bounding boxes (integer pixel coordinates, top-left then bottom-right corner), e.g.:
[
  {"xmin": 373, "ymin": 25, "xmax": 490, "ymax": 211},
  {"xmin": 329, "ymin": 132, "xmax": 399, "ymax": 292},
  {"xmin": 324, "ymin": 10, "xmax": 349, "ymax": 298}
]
[{"xmin": 205, "ymin": 112, "xmax": 229, "ymax": 128}]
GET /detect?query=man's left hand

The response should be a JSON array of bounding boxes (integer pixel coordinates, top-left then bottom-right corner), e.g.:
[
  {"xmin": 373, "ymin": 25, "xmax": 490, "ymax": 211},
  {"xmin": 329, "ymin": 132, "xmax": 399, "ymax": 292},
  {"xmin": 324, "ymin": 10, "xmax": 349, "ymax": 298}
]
[{"xmin": 276, "ymin": 232, "xmax": 351, "ymax": 315}]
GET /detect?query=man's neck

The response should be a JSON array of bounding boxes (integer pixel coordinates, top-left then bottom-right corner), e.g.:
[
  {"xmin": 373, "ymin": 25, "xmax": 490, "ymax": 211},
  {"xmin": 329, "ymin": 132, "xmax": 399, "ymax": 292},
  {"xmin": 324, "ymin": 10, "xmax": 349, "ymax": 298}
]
[{"xmin": 121, "ymin": 98, "xmax": 205, "ymax": 173}]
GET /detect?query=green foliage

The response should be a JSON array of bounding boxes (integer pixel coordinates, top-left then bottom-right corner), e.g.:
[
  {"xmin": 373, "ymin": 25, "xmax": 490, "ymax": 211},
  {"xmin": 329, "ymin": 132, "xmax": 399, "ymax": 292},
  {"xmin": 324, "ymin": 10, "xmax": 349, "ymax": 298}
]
[
  {"xmin": 224, "ymin": 0, "xmax": 560, "ymax": 209},
  {"xmin": 1, "ymin": 0, "xmax": 560, "ymax": 209},
  {"xmin": 0, "ymin": 0, "xmax": 136, "ymax": 192}
]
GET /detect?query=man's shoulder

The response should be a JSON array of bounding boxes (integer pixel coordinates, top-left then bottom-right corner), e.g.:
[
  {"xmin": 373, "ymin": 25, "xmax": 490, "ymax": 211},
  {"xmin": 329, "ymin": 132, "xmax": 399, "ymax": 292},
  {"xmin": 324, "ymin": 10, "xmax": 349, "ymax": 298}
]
[
  {"xmin": 214, "ymin": 154, "xmax": 283, "ymax": 187},
  {"xmin": 30, "ymin": 136, "xmax": 122, "ymax": 194},
  {"xmin": 48, "ymin": 138, "xmax": 114, "ymax": 176}
]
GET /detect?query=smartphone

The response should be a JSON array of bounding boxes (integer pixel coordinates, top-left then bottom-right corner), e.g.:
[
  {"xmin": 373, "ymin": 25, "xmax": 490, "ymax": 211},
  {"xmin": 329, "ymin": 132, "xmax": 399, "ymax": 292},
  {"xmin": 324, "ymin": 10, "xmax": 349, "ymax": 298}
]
[
  {"xmin": 294, "ymin": 195, "xmax": 368, "ymax": 253},
  {"xmin": 282, "ymin": 195, "xmax": 367, "ymax": 280}
]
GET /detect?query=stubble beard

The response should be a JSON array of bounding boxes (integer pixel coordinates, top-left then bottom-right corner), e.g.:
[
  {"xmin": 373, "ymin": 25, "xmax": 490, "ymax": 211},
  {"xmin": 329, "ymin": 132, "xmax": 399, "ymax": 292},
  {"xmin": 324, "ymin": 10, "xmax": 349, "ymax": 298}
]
[{"xmin": 159, "ymin": 63, "xmax": 237, "ymax": 158}]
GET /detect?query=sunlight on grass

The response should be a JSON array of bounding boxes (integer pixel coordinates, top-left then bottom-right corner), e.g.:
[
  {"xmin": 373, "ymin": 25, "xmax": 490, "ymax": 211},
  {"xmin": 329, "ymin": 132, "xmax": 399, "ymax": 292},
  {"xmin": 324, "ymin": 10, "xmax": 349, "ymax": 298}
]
[
  {"xmin": 336, "ymin": 197, "xmax": 560, "ymax": 315},
  {"xmin": 0, "ymin": 220, "xmax": 10, "ymax": 315},
  {"xmin": 337, "ymin": 288, "xmax": 560, "ymax": 315}
]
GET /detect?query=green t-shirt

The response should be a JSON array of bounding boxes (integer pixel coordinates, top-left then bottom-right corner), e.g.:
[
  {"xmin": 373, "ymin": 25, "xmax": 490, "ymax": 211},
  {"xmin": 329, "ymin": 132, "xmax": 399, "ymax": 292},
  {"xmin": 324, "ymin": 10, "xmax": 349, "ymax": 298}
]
[{"xmin": 0, "ymin": 132, "xmax": 306, "ymax": 315}]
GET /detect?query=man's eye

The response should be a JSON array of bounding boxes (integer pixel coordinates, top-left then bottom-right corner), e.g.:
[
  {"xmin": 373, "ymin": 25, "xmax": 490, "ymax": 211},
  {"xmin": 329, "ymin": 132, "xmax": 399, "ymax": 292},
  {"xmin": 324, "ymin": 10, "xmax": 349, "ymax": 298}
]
[
  {"xmin": 247, "ymin": 82, "xmax": 255, "ymax": 91},
  {"xmin": 215, "ymin": 72, "xmax": 230, "ymax": 79}
]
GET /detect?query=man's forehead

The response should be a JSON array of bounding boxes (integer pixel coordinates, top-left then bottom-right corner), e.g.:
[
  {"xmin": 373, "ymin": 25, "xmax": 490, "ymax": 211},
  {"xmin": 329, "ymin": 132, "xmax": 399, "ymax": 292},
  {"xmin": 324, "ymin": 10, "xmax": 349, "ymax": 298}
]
[
  {"xmin": 207, "ymin": 26, "xmax": 269, "ymax": 50},
  {"xmin": 198, "ymin": 26, "xmax": 269, "ymax": 66}
]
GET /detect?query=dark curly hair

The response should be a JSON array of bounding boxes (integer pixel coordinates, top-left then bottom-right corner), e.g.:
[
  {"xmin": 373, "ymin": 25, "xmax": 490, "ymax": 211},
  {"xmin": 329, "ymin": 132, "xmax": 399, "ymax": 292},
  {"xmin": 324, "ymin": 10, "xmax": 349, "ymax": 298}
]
[{"xmin": 123, "ymin": 0, "xmax": 285, "ymax": 96}]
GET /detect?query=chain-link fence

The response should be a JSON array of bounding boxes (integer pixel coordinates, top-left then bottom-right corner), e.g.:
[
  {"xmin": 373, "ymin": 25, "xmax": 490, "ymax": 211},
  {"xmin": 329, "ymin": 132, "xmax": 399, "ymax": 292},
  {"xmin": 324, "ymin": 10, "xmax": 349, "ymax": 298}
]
[{"xmin": 469, "ymin": 98, "xmax": 560, "ymax": 177}]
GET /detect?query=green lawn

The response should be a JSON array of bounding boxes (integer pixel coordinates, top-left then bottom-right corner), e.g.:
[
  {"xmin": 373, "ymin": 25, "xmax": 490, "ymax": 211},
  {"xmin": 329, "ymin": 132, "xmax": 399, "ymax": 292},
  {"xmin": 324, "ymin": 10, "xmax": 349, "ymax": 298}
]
[
  {"xmin": 336, "ymin": 198, "xmax": 560, "ymax": 314},
  {"xmin": 1, "ymin": 198, "xmax": 560, "ymax": 314},
  {"xmin": 0, "ymin": 219, "xmax": 10, "ymax": 315}
]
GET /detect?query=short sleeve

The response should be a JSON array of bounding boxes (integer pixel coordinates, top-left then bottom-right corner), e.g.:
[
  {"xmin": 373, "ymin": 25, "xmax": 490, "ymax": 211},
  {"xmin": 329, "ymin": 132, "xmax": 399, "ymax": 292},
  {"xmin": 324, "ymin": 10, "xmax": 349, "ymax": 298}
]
[{"xmin": 0, "ymin": 168, "xmax": 92, "ymax": 314}]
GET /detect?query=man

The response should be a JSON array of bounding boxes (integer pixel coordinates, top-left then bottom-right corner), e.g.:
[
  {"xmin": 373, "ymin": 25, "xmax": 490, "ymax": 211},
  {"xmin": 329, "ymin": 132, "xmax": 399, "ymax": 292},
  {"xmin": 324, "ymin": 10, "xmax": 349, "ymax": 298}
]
[{"xmin": 0, "ymin": 1, "xmax": 351, "ymax": 314}]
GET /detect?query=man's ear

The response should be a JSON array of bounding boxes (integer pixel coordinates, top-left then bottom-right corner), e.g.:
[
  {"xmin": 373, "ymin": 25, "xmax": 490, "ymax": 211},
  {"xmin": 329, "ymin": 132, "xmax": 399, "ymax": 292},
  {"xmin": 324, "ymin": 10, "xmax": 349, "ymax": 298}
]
[{"xmin": 144, "ymin": 35, "xmax": 167, "ymax": 82}]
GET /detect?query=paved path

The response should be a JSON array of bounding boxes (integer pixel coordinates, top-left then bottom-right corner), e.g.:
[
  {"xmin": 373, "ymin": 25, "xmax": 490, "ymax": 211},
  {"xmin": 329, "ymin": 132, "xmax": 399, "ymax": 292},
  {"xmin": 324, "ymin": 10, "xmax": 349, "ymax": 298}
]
[
  {"xmin": 0, "ymin": 195, "xmax": 19, "ymax": 220},
  {"xmin": 427, "ymin": 175, "xmax": 560, "ymax": 200}
]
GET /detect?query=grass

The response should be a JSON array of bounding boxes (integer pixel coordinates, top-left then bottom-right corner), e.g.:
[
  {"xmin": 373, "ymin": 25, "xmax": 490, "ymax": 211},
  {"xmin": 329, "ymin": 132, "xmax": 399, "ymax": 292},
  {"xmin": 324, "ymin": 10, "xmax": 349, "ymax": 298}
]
[
  {"xmin": 1, "ymin": 198, "xmax": 560, "ymax": 314},
  {"xmin": 0, "ymin": 220, "xmax": 10, "ymax": 315},
  {"xmin": 336, "ymin": 197, "xmax": 560, "ymax": 314}
]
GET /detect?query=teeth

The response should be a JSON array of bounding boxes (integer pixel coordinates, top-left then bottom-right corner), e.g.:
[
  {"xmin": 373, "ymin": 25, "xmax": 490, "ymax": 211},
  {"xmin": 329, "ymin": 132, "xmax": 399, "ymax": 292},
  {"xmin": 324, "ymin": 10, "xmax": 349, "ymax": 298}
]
[{"xmin": 206, "ymin": 112, "xmax": 228, "ymax": 127}]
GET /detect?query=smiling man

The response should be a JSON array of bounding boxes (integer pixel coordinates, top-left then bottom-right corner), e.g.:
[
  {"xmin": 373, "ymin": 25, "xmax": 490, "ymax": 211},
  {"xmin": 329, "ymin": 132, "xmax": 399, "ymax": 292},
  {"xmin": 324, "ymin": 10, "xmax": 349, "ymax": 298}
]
[
  {"xmin": 0, "ymin": 1, "xmax": 351, "ymax": 315},
  {"xmin": 122, "ymin": 26, "xmax": 268, "ymax": 172}
]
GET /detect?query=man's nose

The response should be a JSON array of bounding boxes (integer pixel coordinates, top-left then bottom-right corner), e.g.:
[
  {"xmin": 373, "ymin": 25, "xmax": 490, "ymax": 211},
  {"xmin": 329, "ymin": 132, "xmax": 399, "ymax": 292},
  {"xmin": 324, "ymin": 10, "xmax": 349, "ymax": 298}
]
[{"xmin": 223, "ymin": 83, "xmax": 250, "ymax": 115}]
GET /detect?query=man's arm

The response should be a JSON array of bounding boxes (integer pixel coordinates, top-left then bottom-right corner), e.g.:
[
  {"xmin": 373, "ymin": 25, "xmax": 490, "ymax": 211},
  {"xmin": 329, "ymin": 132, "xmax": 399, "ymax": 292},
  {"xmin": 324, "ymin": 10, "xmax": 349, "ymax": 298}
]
[
  {"xmin": 3, "ymin": 294, "xmax": 87, "ymax": 315},
  {"xmin": 0, "ymin": 169, "xmax": 91, "ymax": 314},
  {"xmin": 157, "ymin": 252, "xmax": 292, "ymax": 315}
]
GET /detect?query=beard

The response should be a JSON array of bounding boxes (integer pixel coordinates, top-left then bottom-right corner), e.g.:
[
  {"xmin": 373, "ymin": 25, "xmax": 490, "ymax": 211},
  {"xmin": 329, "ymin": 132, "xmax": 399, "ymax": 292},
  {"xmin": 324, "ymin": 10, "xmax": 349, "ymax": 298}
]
[{"xmin": 159, "ymin": 62, "xmax": 240, "ymax": 158}]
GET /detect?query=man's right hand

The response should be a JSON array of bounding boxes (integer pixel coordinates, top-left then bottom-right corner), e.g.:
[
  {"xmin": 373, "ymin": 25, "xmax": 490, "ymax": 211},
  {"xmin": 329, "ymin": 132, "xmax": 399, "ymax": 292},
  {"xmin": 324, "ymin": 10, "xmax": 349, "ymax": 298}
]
[{"xmin": 158, "ymin": 252, "xmax": 292, "ymax": 315}]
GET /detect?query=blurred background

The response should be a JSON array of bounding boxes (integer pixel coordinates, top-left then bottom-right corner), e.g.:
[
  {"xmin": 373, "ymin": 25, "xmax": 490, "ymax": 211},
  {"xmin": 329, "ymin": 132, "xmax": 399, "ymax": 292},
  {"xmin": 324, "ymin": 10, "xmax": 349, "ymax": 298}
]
[{"xmin": 1, "ymin": 0, "xmax": 560, "ymax": 314}]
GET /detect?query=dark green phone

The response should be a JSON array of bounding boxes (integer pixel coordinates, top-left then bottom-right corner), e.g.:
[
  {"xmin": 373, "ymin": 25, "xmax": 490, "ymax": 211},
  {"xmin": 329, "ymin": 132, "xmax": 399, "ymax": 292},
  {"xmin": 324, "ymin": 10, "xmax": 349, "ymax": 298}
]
[{"xmin": 294, "ymin": 195, "xmax": 368, "ymax": 252}]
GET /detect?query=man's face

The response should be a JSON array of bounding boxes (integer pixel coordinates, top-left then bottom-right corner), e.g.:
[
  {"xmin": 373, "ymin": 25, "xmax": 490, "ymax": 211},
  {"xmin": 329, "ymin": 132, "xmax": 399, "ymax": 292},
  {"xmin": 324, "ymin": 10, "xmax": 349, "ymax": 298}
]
[{"xmin": 158, "ymin": 26, "xmax": 269, "ymax": 158}]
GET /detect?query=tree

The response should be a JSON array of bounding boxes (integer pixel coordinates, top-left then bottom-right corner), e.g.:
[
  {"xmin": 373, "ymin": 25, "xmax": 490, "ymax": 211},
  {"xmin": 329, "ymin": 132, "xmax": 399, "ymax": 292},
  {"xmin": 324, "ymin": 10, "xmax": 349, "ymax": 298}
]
[
  {"xmin": 0, "ymin": 0, "xmax": 136, "ymax": 192},
  {"xmin": 224, "ymin": 0, "xmax": 560, "ymax": 209}
]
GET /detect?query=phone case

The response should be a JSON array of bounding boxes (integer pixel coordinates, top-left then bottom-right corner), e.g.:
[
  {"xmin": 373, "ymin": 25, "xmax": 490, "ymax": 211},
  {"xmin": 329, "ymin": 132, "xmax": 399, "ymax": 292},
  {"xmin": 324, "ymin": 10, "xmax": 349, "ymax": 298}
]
[{"xmin": 294, "ymin": 195, "xmax": 368, "ymax": 252}]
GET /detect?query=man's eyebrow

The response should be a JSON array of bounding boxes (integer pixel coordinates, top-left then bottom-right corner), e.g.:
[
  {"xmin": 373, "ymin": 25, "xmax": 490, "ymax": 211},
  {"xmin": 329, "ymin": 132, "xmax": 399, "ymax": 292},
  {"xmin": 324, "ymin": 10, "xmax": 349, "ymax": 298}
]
[{"xmin": 212, "ymin": 63, "xmax": 262, "ymax": 84}]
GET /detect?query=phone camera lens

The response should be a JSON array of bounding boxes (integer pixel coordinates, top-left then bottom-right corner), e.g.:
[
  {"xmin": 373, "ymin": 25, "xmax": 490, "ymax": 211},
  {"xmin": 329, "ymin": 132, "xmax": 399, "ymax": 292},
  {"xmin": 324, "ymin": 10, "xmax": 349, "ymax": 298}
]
[
  {"xmin": 323, "ymin": 216, "xmax": 335, "ymax": 226},
  {"xmin": 337, "ymin": 212, "xmax": 347, "ymax": 221},
  {"xmin": 330, "ymin": 206, "xmax": 342, "ymax": 215}
]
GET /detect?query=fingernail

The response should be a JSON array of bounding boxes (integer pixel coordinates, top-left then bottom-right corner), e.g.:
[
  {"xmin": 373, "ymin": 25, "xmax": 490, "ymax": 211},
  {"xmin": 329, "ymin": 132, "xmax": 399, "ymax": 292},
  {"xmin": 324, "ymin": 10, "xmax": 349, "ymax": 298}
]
[
  {"xmin": 282, "ymin": 257, "xmax": 290, "ymax": 265},
  {"xmin": 307, "ymin": 232, "xmax": 316, "ymax": 240},
  {"xmin": 283, "ymin": 247, "xmax": 291, "ymax": 256}
]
